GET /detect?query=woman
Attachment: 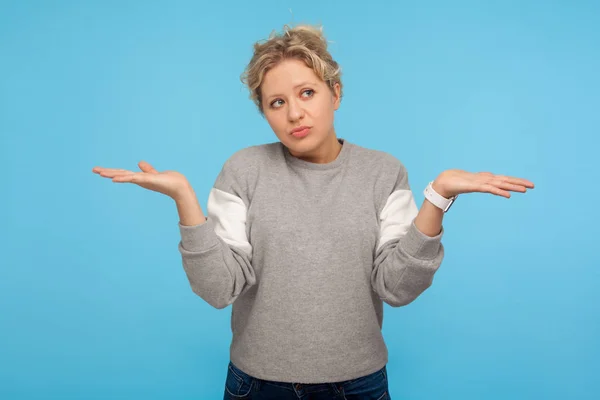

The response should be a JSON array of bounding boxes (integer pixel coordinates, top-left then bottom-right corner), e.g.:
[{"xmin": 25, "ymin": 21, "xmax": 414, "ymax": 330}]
[{"xmin": 92, "ymin": 25, "xmax": 534, "ymax": 400}]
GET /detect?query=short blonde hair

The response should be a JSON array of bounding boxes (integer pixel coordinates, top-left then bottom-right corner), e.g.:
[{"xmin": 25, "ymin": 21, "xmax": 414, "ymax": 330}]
[{"xmin": 241, "ymin": 24, "xmax": 343, "ymax": 114}]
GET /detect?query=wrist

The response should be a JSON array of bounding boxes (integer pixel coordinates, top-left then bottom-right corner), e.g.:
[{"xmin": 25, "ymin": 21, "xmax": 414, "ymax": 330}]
[
  {"xmin": 173, "ymin": 182, "xmax": 196, "ymax": 203},
  {"xmin": 424, "ymin": 179, "xmax": 458, "ymax": 213},
  {"xmin": 432, "ymin": 175, "xmax": 453, "ymax": 199}
]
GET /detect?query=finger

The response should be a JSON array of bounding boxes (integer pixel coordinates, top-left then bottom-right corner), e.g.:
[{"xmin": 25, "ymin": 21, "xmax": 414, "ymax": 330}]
[
  {"xmin": 479, "ymin": 183, "xmax": 511, "ymax": 198},
  {"xmin": 94, "ymin": 167, "xmax": 129, "ymax": 172},
  {"xmin": 92, "ymin": 166, "xmax": 116, "ymax": 174},
  {"xmin": 112, "ymin": 173, "xmax": 144, "ymax": 183},
  {"xmin": 113, "ymin": 172, "xmax": 158, "ymax": 187},
  {"xmin": 505, "ymin": 177, "xmax": 535, "ymax": 189},
  {"xmin": 489, "ymin": 179, "xmax": 529, "ymax": 193},
  {"xmin": 98, "ymin": 169, "xmax": 134, "ymax": 178},
  {"xmin": 489, "ymin": 174, "xmax": 535, "ymax": 189},
  {"xmin": 138, "ymin": 161, "xmax": 158, "ymax": 174},
  {"xmin": 478, "ymin": 175, "xmax": 528, "ymax": 193},
  {"xmin": 94, "ymin": 167, "xmax": 129, "ymax": 173}
]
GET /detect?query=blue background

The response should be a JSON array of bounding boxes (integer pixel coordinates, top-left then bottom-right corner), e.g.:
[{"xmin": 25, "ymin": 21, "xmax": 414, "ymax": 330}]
[{"xmin": 1, "ymin": 0, "xmax": 598, "ymax": 399}]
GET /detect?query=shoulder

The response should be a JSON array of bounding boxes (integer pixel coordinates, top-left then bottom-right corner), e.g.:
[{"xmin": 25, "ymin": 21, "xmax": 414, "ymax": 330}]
[
  {"xmin": 220, "ymin": 142, "xmax": 276, "ymax": 179},
  {"xmin": 350, "ymin": 141, "xmax": 407, "ymax": 175},
  {"xmin": 349, "ymin": 142, "xmax": 412, "ymax": 212},
  {"xmin": 216, "ymin": 142, "xmax": 279, "ymax": 194},
  {"xmin": 224, "ymin": 142, "xmax": 280, "ymax": 169}
]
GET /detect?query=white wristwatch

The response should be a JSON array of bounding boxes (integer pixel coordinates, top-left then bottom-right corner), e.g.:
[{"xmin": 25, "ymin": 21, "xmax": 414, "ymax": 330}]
[{"xmin": 423, "ymin": 181, "xmax": 458, "ymax": 212}]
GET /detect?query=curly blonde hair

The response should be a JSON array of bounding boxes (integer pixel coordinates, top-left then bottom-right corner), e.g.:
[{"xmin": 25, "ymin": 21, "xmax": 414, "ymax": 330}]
[{"xmin": 241, "ymin": 24, "xmax": 343, "ymax": 114}]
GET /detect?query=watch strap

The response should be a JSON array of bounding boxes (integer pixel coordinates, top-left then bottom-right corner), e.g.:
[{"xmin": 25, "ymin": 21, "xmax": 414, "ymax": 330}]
[{"xmin": 423, "ymin": 181, "xmax": 458, "ymax": 212}]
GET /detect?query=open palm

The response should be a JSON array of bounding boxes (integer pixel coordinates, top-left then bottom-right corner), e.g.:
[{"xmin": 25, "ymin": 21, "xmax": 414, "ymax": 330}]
[
  {"xmin": 434, "ymin": 169, "xmax": 535, "ymax": 198},
  {"xmin": 92, "ymin": 161, "xmax": 190, "ymax": 200}
]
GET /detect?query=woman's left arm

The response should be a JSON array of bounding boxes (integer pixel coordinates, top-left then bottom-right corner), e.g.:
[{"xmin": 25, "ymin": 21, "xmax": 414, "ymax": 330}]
[
  {"xmin": 414, "ymin": 170, "xmax": 535, "ymax": 237},
  {"xmin": 371, "ymin": 168, "xmax": 535, "ymax": 307}
]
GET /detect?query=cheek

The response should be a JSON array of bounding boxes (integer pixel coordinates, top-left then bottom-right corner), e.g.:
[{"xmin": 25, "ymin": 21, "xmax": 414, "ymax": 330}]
[
  {"xmin": 313, "ymin": 99, "xmax": 334, "ymax": 124},
  {"xmin": 266, "ymin": 114, "xmax": 287, "ymax": 134}
]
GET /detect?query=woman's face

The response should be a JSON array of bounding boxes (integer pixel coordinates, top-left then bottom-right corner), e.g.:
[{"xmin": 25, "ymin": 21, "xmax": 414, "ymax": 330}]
[{"xmin": 260, "ymin": 58, "xmax": 341, "ymax": 161}]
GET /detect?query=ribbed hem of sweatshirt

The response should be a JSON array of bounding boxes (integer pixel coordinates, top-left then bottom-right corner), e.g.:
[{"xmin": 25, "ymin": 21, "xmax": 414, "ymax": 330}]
[
  {"xmin": 178, "ymin": 217, "xmax": 219, "ymax": 252},
  {"xmin": 401, "ymin": 220, "xmax": 444, "ymax": 260}
]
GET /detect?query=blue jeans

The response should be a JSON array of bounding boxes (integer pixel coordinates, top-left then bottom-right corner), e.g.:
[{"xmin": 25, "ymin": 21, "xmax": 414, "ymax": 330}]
[{"xmin": 223, "ymin": 361, "xmax": 391, "ymax": 400}]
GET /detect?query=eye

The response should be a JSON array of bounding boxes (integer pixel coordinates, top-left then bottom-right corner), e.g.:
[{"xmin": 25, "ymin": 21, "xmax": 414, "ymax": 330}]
[
  {"xmin": 270, "ymin": 99, "xmax": 284, "ymax": 108},
  {"xmin": 301, "ymin": 89, "xmax": 314, "ymax": 98}
]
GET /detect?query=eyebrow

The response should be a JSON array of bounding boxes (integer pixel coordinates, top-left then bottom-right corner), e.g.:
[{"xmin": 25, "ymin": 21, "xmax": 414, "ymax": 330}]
[{"xmin": 264, "ymin": 81, "xmax": 317, "ymax": 100}]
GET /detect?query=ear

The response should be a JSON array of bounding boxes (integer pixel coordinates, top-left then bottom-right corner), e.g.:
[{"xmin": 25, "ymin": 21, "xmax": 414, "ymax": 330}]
[{"xmin": 332, "ymin": 82, "xmax": 341, "ymax": 110}]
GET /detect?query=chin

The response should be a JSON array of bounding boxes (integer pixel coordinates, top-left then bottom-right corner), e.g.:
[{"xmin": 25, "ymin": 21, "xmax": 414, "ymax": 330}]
[{"xmin": 286, "ymin": 136, "xmax": 321, "ymax": 152}]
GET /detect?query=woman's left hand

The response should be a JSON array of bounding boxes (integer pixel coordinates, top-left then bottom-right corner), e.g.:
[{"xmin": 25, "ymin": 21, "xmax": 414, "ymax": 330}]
[{"xmin": 432, "ymin": 170, "xmax": 535, "ymax": 199}]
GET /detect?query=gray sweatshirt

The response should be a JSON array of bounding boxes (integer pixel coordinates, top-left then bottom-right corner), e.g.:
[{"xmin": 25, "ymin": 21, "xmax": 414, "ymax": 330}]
[{"xmin": 177, "ymin": 137, "xmax": 444, "ymax": 384}]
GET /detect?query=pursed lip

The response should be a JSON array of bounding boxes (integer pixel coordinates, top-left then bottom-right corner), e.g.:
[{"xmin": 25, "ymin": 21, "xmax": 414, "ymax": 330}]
[{"xmin": 289, "ymin": 126, "xmax": 311, "ymax": 135}]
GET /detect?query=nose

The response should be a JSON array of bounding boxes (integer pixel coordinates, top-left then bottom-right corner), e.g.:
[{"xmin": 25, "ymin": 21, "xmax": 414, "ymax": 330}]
[{"xmin": 287, "ymin": 98, "xmax": 305, "ymax": 122}]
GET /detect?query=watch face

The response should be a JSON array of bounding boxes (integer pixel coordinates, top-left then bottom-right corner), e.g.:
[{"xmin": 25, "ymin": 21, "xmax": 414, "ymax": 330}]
[{"xmin": 444, "ymin": 198, "xmax": 456, "ymax": 212}]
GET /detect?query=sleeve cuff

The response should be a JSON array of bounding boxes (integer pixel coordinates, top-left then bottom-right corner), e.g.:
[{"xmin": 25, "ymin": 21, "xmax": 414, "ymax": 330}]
[
  {"xmin": 178, "ymin": 217, "xmax": 220, "ymax": 252},
  {"xmin": 400, "ymin": 220, "xmax": 444, "ymax": 260}
]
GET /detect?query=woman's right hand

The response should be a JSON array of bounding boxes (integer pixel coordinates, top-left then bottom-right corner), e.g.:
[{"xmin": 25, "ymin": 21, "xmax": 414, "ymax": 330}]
[{"xmin": 92, "ymin": 161, "xmax": 192, "ymax": 201}]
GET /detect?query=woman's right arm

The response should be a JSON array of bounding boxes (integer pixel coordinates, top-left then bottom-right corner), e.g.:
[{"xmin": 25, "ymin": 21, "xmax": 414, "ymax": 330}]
[
  {"xmin": 175, "ymin": 180, "xmax": 256, "ymax": 310},
  {"xmin": 93, "ymin": 160, "xmax": 256, "ymax": 309},
  {"xmin": 174, "ymin": 184, "xmax": 207, "ymax": 226}
]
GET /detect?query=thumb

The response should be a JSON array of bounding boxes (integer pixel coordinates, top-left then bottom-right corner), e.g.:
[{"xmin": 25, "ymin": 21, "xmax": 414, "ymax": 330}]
[{"xmin": 138, "ymin": 161, "xmax": 158, "ymax": 174}]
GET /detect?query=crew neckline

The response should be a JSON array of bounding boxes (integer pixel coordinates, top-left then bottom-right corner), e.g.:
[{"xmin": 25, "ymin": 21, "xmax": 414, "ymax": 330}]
[{"xmin": 282, "ymin": 138, "xmax": 351, "ymax": 170}]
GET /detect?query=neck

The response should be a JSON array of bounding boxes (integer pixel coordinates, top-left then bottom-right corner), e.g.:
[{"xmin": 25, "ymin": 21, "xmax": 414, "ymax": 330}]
[{"xmin": 289, "ymin": 132, "xmax": 342, "ymax": 164}]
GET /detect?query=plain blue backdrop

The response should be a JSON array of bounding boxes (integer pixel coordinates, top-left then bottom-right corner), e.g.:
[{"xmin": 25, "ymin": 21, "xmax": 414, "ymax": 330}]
[{"xmin": 1, "ymin": 0, "xmax": 598, "ymax": 399}]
